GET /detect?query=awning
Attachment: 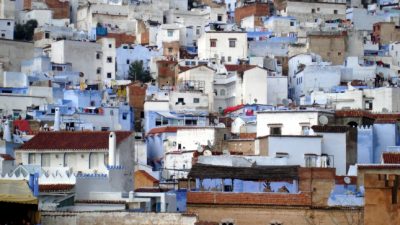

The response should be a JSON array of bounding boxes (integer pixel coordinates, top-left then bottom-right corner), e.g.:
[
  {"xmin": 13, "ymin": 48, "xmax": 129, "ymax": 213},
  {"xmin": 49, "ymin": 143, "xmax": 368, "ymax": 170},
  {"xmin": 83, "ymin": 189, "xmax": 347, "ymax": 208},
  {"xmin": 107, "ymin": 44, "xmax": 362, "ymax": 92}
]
[
  {"xmin": 157, "ymin": 112, "xmax": 180, "ymax": 119},
  {"xmin": 0, "ymin": 180, "xmax": 38, "ymax": 204}
]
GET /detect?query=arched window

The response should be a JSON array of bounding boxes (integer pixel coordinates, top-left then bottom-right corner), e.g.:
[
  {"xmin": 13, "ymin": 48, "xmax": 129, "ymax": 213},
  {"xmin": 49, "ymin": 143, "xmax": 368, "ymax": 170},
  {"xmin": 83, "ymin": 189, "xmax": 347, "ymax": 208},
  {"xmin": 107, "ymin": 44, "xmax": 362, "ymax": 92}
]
[{"xmin": 220, "ymin": 89, "xmax": 226, "ymax": 96}]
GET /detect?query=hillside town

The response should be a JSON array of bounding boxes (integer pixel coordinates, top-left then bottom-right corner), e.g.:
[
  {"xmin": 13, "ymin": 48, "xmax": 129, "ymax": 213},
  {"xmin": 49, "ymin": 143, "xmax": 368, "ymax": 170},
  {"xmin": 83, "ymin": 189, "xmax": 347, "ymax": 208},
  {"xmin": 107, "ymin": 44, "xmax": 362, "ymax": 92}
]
[{"xmin": 0, "ymin": 0, "xmax": 400, "ymax": 224}]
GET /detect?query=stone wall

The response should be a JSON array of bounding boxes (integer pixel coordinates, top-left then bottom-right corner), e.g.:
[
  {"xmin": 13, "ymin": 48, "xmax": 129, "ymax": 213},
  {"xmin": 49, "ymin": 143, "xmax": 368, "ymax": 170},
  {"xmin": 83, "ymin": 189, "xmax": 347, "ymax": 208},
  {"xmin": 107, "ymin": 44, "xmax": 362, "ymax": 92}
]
[
  {"xmin": 41, "ymin": 212, "xmax": 197, "ymax": 225},
  {"xmin": 188, "ymin": 205, "xmax": 363, "ymax": 225}
]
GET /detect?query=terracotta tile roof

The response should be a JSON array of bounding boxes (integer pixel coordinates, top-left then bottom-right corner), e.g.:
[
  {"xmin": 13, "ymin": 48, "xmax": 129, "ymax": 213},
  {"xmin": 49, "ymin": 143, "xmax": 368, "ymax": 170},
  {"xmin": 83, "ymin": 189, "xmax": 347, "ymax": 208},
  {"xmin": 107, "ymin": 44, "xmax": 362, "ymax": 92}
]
[
  {"xmin": 224, "ymin": 64, "xmax": 256, "ymax": 72},
  {"xmin": 311, "ymin": 125, "xmax": 349, "ymax": 133},
  {"xmin": 382, "ymin": 152, "xmax": 400, "ymax": 164},
  {"xmin": 39, "ymin": 184, "xmax": 74, "ymax": 192},
  {"xmin": 0, "ymin": 154, "xmax": 14, "ymax": 160},
  {"xmin": 17, "ymin": 131, "xmax": 132, "ymax": 151},
  {"xmin": 146, "ymin": 126, "xmax": 182, "ymax": 135},
  {"xmin": 135, "ymin": 187, "xmax": 170, "ymax": 192},
  {"xmin": 336, "ymin": 110, "xmax": 400, "ymax": 121},
  {"xmin": 358, "ymin": 164, "xmax": 400, "ymax": 169}
]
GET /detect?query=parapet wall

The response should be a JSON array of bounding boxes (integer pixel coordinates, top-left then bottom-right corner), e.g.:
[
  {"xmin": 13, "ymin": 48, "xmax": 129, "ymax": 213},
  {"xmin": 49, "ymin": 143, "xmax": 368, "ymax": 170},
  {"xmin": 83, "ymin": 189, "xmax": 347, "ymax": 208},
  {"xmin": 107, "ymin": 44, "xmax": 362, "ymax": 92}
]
[{"xmin": 41, "ymin": 212, "xmax": 197, "ymax": 225}]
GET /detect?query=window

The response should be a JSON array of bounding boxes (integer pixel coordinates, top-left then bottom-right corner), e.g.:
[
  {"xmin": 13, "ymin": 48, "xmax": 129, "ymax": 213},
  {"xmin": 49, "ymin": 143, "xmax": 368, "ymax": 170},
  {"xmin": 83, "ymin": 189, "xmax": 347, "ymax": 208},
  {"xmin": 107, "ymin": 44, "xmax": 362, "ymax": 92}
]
[
  {"xmin": 334, "ymin": 9, "xmax": 338, "ymax": 14},
  {"xmin": 167, "ymin": 29, "xmax": 174, "ymax": 37},
  {"xmin": 97, "ymin": 67, "xmax": 101, "ymax": 74},
  {"xmin": 168, "ymin": 47, "xmax": 173, "ymax": 53},
  {"xmin": 301, "ymin": 126, "xmax": 310, "ymax": 135},
  {"xmin": 193, "ymin": 98, "xmax": 200, "ymax": 103},
  {"xmin": 365, "ymin": 99, "xmax": 373, "ymax": 110},
  {"xmin": 311, "ymin": 8, "xmax": 315, "ymax": 13},
  {"xmin": 305, "ymin": 154, "xmax": 318, "ymax": 167},
  {"xmin": 290, "ymin": 21, "xmax": 295, "ymax": 26},
  {"xmin": 108, "ymin": 44, "xmax": 112, "ymax": 48},
  {"xmin": 126, "ymin": 59, "xmax": 130, "ymax": 64},
  {"xmin": 220, "ymin": 89, "xmax": 226, "ymax": 96},
  {"xmin": 101, "ymin": 127, "xmax": 110, "ymax": 131},
  {"xmin": 196, "ymin": 27, "xmax": 200, "ymax": 35},
  {"xmin": 122, "ymin": 112, "xmax": 128, "ymax": 120},
  {"xmin": 338, "ymin": 52, "xmax": 342, "ymax": 56},
  {"xmin": 41, "ymin": 154, "xmax": 50, "ymax": 167},
  {"xmin": 176, "ymin": 97, "xmax": 185, "ymax": 105},
  {"xmin": 217, "ymin": 14, "xmax": 223, "ymax": 21},
  {"xmin": 155, "ymin": 118, "xmax": 168, "ymax": 126},
  {"xmin": 28, "ymin": 153, "xmax": 36, "ymax": 164},
  {"xmin": 96, "ymin": 52, "xmax": 101, "ymax": 59},
  {"xmin": 270, "ymin": 127, "xmax": 282, "ymax": 135},
  {"xmin": 317, "ymin": 7, "xmax": 320, "ymax": 11},
  {"xmin": 276, "ymin": 152, "xmax": 289, "ymax": 158},
  {"xmin": 107, "ymin": 57, "xmax": 112, "ymax": 63},
  {"xmin": 7, "ymin": 21, "xmax": 10, "ymax": 26},
  {"xmin": 1, "ymin": 33, "xmax": 4, "ymax": 37},
  {"xmin": 229, "ymin": 39, "xmax": 236, "ymax": 48},
  {"xmin": 228, "ymin": 56, "xmax": 232, "ymax": 62},
  {"xmin": 210, "ymin": 39, "xmax": 217, "ymax": 47},
  {"xmin": 107, "ymin": 73, "xmax": 112, "ymax": 78},
  {"xmin": 45, "ymin": 32, "xmax": 50, "ymax": 39}
]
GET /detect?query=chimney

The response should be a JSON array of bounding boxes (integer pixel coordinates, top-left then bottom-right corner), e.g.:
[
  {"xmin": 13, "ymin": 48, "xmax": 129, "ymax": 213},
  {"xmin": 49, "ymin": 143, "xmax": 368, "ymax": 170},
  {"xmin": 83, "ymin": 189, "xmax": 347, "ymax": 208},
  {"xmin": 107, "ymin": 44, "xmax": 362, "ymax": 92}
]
[
  {"xmin": 3, "ymin": 120, "xmax": 11, "ymax": 142},
  {"xmin": 54, "ymin": 107, "xmax": 60, "ymax": 131},
  {"xmin": 109, "ymin": 132, "xmax": 116, "ymax": 166}
]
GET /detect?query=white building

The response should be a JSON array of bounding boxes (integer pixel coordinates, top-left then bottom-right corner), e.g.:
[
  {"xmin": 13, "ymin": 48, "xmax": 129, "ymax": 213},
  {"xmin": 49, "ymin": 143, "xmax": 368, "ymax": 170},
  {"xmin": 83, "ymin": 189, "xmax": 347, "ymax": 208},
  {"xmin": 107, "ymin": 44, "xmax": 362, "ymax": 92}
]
[
  {"xmin": 242, "ymin": 66, "xmax": 287, "ymax": 106},
  {"xmin": 15, "ymin": 131, "xmax": 135, "ymax": 174},
  {"xmin": 389, "ymin": 42, "xmax": 400, "ymax": 70},
  {"xmin": 292, "ymin": 64, "xmax": 342, "ymax": 102},
  {"xmin": 0, "ymin": 19, "xmax": 14, "ymax": 40},
  {"xmin": 263, "ymin": 16, "xmax": 299, "ymax": 37},
  {"xmin": 214, "ymin": 65, "xmax": 287, "ymax": 110},
  {"xmin": 256, "ymin": 110, "xmax": 334, "ymax": 137},
  {"xmin": 156, "ymin": 23, "xmax": 184, "ymax": 48},
  {"xmin": 197, "ymin": 31, "xmax": 248, "ymax": 64},
  {"xmin": 341, "ymin": 57, "xmax": 376, "ymax": 82},
  {"xmin": 163, "ymin": 127, "xmax": 224, "ymax": 179},
  {"xmin": 279, "ymin": 0, "xmax": 347, "ymax": 24},
  {"xmin": 177, "ymin": 65, "xmax": 215, "ymax": 112},
  {"xmin": 288, "ymin": 53, "xmax": 340, "ymax": 102},
  {"xmin": 0, "ymin": 0, "xmax": 15, "ymax": 19},
  {"xmin": 98, "ymin": 38, "xmax": 116, "ymax": 84},
  {"xmin": 49, "ymin": 40, "xmax": 102, "ymax": 85},
  {"xmin": 308, "ymin": 87, "xmax": 400, "ymax": 112},
  {"xmin": 77, "ymin": 4, "xmax": 134, "ymax": 34}
]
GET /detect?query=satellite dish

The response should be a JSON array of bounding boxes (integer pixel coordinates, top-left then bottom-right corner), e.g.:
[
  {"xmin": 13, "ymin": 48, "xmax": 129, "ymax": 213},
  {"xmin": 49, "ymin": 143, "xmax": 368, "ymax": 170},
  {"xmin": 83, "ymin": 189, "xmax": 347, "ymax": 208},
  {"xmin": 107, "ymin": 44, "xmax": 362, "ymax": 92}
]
[
  {"xmin": 282, "ymin": 99, "xmax": 290, "ymax": 107},
  {"xmin": 216, "ymin": 123, "xmax": 226, "ymax": 128},
  {"xmin": 207, "ymin": 140, "xmax": 213, "ymax": 149},
  {"xmin": 203, "ymin": 149, "xmax": 212, "ymax": 156},
  {"xmin": 344, "ymin": 176, "xmax": 351, "ymax": 184},
  {"xmin": 318, "ymin": 115, "xmax": 329, "ymax": 125},
  {"xmin": 213, "ymin": 118, "xmax": 219, "ymax": 125}
]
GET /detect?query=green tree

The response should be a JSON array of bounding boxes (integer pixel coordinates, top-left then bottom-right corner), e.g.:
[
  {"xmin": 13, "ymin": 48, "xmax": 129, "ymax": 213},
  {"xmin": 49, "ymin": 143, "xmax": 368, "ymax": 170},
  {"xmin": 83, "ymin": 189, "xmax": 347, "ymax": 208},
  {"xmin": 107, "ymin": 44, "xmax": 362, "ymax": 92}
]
[
  {"xmin": 128, "ymin": 60, "xmax": 152, "ymax": 83},
  {"xmin": 14, "ymin": 19, "xmax": 38, "ymax": 41}
]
